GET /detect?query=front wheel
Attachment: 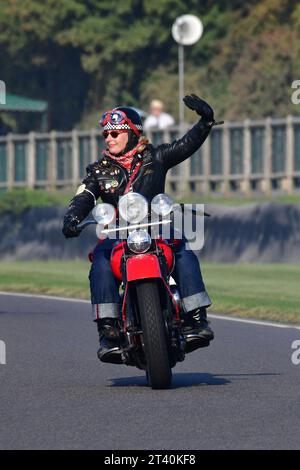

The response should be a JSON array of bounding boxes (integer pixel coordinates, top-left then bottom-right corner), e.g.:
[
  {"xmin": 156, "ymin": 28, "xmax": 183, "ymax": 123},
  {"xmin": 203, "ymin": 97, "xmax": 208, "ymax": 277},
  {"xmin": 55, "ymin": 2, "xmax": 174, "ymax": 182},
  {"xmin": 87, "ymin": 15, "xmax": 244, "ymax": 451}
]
[{"xmin": 136, "ymin": 280, "xmax": 172, "ymax": 389}]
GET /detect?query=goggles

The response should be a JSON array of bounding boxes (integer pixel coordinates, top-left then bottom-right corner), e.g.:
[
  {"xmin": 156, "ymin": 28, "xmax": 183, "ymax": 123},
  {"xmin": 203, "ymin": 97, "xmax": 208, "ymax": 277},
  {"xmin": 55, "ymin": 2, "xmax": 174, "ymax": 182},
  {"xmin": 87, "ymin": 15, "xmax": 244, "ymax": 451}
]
[{"xmin": 99, "ymin": 109, "xmax": 142, "ymax": 137}]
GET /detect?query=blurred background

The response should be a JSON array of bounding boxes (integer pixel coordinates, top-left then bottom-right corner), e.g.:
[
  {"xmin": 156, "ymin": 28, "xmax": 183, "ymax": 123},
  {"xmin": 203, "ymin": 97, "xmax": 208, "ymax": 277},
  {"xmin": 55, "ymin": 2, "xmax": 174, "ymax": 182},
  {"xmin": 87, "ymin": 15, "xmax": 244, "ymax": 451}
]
[{"xmin": 0, "ymin": 0, "xmax": 299, "ymax": 323}]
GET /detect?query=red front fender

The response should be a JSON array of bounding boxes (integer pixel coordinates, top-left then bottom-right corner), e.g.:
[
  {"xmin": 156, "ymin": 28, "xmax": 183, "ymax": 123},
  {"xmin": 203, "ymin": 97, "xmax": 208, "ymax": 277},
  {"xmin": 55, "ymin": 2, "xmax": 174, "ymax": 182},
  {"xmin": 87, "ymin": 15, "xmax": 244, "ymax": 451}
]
[{"xmin": 126, "ymin": 253, "xmax": 162, "ymax": 282}]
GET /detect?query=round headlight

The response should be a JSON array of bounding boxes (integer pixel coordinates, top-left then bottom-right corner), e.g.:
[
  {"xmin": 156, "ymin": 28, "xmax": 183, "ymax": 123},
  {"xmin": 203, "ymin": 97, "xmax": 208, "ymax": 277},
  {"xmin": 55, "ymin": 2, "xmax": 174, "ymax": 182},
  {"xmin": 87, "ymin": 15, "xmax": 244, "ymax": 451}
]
[
  {"xmin": 118, "ymin": 193, "xmax": 148, "ymax": 224},
  {"xmin": 92, "ymin": 203, "xmax": 115, "ymax": 225},
  {"xmin": 127, "ymin": 229, "xmax": 151, "ymax": 254},
  {"xmin": 151, "ymin": 194, "xmax": 174, "ymax": 216}
]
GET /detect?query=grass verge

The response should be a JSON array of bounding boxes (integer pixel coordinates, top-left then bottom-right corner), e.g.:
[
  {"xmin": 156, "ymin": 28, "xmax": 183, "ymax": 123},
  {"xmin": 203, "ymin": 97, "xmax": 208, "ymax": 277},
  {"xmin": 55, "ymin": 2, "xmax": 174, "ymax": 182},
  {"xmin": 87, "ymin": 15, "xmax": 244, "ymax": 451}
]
[
  {"xmin": 0, "ymin": 260, "xmax": 299, "ymax": 325},
  {"xmin": 1, "ymin": 189, "xmax": 300, "ymax": 217}
]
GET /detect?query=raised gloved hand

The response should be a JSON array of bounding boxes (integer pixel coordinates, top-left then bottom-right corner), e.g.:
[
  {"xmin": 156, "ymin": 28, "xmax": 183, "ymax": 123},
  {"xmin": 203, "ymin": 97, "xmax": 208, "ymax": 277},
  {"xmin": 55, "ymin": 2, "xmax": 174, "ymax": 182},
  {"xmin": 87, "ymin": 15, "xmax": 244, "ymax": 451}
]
[
  {"xmin": 183, "ymin": 94, "xmax": 215, "ymax": 123},
  {"xmin": 62, "ymin": 216, "xmax": 82, "ymax": 238}
]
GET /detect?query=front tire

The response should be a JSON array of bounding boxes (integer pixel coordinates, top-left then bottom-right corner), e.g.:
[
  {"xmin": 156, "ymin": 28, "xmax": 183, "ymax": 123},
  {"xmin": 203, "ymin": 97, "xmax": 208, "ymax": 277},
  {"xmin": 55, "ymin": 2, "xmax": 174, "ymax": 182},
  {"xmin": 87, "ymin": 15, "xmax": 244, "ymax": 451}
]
[{"xmin": 136, "ymin": 280, "xmax": 172, "ymax": 389}]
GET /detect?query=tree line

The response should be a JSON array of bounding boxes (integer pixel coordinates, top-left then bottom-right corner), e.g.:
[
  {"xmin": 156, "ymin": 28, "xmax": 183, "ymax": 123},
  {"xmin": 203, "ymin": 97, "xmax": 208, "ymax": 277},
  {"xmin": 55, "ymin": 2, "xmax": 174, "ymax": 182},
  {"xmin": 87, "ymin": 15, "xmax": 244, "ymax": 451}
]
[{"xmin": 0, "ymin": 0, "xmax": 299, "ymax": 132}]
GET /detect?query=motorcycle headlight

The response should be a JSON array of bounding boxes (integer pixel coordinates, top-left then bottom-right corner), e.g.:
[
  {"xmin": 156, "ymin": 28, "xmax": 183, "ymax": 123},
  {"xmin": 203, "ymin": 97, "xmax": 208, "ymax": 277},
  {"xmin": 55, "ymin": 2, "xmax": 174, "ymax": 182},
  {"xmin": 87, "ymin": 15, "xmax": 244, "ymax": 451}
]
[
  {"xmin": 92, "ymin": 203, "xmax": 115, "ymax": 225},
  {"xmin": 127, "ymin": 229, "xmax": 151, "ymax": 254},
  {"xmin": 151, "ymin": 194, "xmax": 174, "ymax": 216},
  {"xmin": 118, "ymin": 192, "xmax": 148, "ymax": 224}
]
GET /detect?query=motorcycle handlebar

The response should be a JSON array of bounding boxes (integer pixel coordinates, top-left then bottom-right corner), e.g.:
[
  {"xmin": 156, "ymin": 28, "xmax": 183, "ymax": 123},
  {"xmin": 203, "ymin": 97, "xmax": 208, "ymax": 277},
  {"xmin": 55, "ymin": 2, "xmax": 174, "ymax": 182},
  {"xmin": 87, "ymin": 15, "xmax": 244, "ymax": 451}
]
[
  {"xmin": 77, "ymin": 204, "xmax": 211, "ymax": 232},
  {"xmin": 77, "ymin": 219, "xmax": 97, "ymax": 230},
  {"xmin": 178, "ymin": 204, "xmax": 210, "ymax": 217}
]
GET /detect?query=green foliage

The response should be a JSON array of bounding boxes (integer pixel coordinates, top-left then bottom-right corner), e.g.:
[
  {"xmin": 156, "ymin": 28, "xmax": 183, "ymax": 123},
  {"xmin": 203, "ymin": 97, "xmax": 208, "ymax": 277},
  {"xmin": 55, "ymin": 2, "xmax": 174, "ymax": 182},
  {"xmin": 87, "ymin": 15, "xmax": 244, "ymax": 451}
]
[
  {"xmin": 0, "ymin": 189, "xmax": 72, "ymax": 215},
  {"xmin": 1, "ymin": 0, "xmax": 299, "ymax": 130},
  {"xmin": 203, "ymin": 0, "xmax": 300, "ymax": 119}
]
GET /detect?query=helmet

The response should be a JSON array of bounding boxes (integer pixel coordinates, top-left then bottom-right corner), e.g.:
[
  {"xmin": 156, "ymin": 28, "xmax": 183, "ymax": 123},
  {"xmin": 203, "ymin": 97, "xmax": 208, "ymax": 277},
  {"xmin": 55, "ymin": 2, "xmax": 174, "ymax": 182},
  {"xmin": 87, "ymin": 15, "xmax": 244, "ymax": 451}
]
[
  {"xmin": 100, "ymin": 106, "xmax": 143, "ymax": 155},
  {"xmin": 99, "ymin": 106, "xmax": 143, "ymax": 136}
]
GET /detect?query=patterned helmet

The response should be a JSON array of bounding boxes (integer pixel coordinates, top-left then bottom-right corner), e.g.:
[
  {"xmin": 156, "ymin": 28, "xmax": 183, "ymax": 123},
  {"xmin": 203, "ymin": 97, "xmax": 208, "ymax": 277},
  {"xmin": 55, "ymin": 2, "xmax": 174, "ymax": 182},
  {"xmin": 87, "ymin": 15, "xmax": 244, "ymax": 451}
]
[{"xmin": 99, "ymin": 106, "xmax": 143, "ymax": 136}]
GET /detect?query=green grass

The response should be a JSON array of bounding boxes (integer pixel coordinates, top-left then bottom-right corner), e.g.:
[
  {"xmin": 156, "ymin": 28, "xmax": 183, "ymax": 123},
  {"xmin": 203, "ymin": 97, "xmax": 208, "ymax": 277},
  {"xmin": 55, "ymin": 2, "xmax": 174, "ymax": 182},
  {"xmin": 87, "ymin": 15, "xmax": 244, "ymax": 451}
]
[
  {"xmin": 202, "ymin": 263, "xmax": 300, "ymax": 324},
  {"xmin": 0, "ymin": 260, "xmax": 299, "ymax": 325},
  {"xmin": 0, "ymin": 260, "xmax": 90, "ymax": 299}
]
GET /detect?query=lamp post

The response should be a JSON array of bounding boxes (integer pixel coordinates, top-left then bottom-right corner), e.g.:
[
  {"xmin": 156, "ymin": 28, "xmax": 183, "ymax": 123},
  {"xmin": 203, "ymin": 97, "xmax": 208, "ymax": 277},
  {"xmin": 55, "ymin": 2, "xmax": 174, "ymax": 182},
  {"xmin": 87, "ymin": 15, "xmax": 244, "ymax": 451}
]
[
  {"xmin": 178, "ymin": 43, "xmax": 185, "ymax": 131},
  {"xmin": 172, "ymin": 15, "xmax": 203, "ymax": 198},
  {"xmin": 172, "ymin": 15, "xmax": 203, "ymax": 131}
]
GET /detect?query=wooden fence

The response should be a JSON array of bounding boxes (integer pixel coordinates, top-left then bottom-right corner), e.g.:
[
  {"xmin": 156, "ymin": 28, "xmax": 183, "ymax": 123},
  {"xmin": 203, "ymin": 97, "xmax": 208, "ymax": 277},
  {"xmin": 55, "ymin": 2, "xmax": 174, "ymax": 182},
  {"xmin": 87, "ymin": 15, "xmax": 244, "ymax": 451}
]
[{"xmin": 1, "ymin": 116, "xmax": 300, "ymax": 198}]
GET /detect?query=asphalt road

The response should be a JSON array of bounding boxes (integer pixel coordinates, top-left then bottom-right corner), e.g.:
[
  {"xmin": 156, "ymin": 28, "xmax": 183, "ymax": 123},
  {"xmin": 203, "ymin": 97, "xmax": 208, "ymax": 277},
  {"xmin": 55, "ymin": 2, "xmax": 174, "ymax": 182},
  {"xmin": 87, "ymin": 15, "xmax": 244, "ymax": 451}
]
[{"xmin": 0, "ymin": 292, "xmax": 299, "ymax": 450}]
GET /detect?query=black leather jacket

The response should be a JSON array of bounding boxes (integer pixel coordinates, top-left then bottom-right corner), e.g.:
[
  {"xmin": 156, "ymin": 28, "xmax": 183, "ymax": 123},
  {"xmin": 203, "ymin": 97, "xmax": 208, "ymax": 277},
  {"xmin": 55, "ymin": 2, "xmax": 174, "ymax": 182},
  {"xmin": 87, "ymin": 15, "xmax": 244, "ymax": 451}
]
[{"xmin": 63, "ymin": 118, "xmax": 212, "ymax": 227}]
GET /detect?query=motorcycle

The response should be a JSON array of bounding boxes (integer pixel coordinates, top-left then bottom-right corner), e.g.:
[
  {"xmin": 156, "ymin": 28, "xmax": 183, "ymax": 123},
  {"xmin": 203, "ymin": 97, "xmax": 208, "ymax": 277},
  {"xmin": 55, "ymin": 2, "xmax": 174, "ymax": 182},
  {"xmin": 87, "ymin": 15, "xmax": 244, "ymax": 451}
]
[{"xmin": 78, "ymin": 192, "xmax": 209, "ymax": 389}]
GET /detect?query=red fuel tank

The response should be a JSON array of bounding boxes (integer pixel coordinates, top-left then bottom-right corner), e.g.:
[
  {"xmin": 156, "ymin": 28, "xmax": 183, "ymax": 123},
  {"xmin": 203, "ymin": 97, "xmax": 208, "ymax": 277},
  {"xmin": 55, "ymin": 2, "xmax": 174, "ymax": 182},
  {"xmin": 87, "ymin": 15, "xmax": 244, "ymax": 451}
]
[{"xmin": 110, "ymin": 239, "xmax": 174, "ymax": 281}]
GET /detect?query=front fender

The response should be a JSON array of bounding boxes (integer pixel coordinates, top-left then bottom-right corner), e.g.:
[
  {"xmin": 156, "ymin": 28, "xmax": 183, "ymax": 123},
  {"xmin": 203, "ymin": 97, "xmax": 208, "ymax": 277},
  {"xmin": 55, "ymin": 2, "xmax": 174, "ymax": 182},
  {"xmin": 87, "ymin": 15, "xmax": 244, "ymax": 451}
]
[{"xmin": 126, "ymin": 253, "xmax": 162, "ymax": 282}]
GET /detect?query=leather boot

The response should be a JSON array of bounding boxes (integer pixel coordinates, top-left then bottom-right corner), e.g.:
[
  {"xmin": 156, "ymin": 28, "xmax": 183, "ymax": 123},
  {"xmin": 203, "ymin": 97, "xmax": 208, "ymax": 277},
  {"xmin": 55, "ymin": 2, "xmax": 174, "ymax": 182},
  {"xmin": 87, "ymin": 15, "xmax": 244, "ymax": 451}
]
[
  {"xmin": 96, "ymin": 318, "xmax": 123, "ymax": 364},
  {"xmin": 182, "ymin": 307, "xmax": 214, "ymax": 353},
  {"xmin": 189, "ymin": 307, "xmax": 214, "ymax": 341}
]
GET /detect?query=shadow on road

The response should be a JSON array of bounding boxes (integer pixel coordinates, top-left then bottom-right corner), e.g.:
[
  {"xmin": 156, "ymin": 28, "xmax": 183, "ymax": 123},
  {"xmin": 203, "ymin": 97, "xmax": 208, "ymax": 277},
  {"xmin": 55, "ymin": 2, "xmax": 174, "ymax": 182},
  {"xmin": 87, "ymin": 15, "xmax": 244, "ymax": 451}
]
[
  {"xmin": 109, "ymin": 372, "xmax": 230, "ymax": 389},
  {"xmin": 219, "ymin": 372, "xmax": 281, "ymax": 379}
]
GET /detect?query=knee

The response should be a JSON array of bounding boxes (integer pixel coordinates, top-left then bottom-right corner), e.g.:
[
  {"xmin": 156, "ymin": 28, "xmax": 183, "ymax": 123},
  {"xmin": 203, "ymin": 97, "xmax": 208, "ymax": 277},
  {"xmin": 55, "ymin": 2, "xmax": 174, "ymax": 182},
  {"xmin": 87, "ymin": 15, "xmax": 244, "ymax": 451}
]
[
  {"xmin": 89, "ymin": 252, "xmax": 111, "ymax": 281},
  {"xmin": 176, "ymin": 248, "xmax": 199, "ymax": 265}
]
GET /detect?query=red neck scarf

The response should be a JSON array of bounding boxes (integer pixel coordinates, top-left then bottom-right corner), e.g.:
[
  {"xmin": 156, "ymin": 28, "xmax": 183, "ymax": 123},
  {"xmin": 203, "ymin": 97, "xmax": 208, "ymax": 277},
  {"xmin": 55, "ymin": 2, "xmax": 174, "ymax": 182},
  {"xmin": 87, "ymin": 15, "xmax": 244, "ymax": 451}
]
[{"xmin": 102, "ymin": 145, "xmax": 141, "ymax": 170}]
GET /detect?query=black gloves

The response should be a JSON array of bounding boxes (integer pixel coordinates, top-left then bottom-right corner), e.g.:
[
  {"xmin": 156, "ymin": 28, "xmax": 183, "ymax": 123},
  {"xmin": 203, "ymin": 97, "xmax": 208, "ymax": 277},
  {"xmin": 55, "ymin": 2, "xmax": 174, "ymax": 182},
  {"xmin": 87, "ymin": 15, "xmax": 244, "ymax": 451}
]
[
  {"xmin": 183, "ymin": 94, "xmax": 215, "ymax": 123},
  {"xmin": 62, "ymin": 216, "xmax": 82, "ymax": 238}
]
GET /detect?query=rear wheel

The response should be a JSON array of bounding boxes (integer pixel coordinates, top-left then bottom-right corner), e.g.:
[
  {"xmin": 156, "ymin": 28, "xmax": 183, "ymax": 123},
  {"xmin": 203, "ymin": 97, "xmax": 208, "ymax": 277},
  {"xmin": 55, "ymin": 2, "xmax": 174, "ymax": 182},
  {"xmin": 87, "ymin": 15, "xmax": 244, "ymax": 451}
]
[{"xmin": 136, "ymin": 280, "xmax": 172, "ymax": 389}]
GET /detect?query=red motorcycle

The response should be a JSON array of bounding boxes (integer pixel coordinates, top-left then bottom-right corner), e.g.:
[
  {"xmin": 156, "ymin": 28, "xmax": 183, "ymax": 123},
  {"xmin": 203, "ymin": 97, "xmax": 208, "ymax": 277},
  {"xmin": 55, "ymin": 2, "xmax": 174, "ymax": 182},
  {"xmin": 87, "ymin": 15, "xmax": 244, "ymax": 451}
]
[{"xmin": 78, "ymin": 193, "xmax": 208, "ymax": 389}]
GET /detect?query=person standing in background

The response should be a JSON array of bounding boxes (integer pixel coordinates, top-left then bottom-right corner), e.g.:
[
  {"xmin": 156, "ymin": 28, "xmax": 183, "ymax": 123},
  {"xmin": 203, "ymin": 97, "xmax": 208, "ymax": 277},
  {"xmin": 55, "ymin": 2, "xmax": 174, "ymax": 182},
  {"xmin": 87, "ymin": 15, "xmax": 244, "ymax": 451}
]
[{"xmin": 144, "ymin": 99, "xmax": 175, "ymax": 131}]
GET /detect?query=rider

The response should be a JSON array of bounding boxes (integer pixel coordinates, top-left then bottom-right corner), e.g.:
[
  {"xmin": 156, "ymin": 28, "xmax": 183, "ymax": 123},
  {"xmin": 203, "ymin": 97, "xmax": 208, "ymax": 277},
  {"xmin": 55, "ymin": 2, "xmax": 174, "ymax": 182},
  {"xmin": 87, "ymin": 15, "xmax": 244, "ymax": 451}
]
[{"xmin": 62, "ymin": 94, "xmax": 215, "ymax": 362}]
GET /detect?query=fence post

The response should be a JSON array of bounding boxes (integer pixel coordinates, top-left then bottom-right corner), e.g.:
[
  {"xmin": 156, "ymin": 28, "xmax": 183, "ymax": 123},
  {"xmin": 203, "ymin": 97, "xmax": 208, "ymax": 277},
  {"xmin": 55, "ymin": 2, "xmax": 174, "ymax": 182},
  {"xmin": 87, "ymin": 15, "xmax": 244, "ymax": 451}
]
[
  {"xmin": 49, "ymin": 130, "xmax": 57, "ymax": 190},
  {"xmin": 242, "ymin": 119, "xmax": 251, "ymax": 195},
  {"xmin": 72, "ymin": 129, "xmax": 79, "ymax": 187},
  {"xmin": 221, "ymin": 122, "xmax": 230, "ymax": 195},
  {"xmin": 27, "ymin": 132, "xmax": 36, "ymax": 189},
  {"xmin": 90, "ymin": 128, "xmax": 98, "ymax": 164},
  {"xmin": 284, "ymin": 115, "xmax": 294, "ymax": 194},
  {"xmin": 203, "ymin": 137, "xmax": 210, "ymax": 194},
  {"xmin": 262, "ymin": 117, "xmax": 272, "ymax": 195},
  {"xmin": 7, "ymin": 133, "xmax": 14, "ymax": 190}
]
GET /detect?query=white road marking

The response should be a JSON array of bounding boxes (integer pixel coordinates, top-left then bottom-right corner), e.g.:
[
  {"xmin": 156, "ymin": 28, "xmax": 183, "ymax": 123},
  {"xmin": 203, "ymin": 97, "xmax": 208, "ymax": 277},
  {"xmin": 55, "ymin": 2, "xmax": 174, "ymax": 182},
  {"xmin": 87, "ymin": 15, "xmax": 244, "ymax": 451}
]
[
  {"xmin": 209, "ymin": 313, "xmax": 300, "ymax": 330},
  {"xmin": 1, "ymin": 291, "xmax": 299, "ymax": 330},
  {"xmin": 0, "ymin": 291, "xmax": 89, "ymax": 303}
]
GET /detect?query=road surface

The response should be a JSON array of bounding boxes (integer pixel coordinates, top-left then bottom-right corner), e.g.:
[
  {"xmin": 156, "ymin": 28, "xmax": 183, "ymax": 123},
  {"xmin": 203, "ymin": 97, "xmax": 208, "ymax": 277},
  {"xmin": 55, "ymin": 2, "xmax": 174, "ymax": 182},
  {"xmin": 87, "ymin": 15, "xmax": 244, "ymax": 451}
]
[{"xmin": 0, "ymin": 292, "xmax": 299, "ymax": 450}]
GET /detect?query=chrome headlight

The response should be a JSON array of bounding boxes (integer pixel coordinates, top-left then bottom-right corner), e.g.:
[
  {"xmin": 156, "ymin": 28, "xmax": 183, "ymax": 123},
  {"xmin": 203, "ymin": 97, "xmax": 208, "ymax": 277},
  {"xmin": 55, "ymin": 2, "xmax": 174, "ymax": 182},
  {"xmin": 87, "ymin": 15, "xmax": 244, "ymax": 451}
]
[
  {"xmin": 118, "ymin": 192, "xmax": 148, "ymax": 224},
  {"xmin": 92, "ymin": 203, "xmax": 115, "ymax": 225},
  {"xmin": 151, "ymin": 194, "xmax": 174, "ymax": 216},
  {"xmin": 127, "ymin": 229, "xmax": 151, "ymax": 254}
]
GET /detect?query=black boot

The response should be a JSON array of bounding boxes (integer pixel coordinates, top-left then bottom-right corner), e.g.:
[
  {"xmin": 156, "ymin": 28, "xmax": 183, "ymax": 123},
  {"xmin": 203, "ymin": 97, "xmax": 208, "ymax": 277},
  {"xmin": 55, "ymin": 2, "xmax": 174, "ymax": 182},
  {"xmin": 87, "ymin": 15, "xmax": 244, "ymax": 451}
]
[
  {"xmin": 182, "ymin": 307, "xmax": 214, "ymax": 353},
  {"xmin": 96, "ymin": 318, "xmax": 123, "ymax": 364},
  {"xmin": 189, "ymin": 307, "xmax": 214, "ymax": 341}
]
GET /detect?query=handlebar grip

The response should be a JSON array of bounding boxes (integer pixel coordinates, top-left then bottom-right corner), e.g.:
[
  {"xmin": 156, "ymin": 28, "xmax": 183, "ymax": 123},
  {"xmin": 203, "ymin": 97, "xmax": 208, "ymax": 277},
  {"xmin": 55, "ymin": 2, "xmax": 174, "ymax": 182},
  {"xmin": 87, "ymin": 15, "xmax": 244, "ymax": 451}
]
[
  {"xmin": 77, "ymin": 219, "xmax": 97, "ymax": 230},
  {"xmin": 179, "ymin": 203, "xmax": 210, "ymax": 217}
]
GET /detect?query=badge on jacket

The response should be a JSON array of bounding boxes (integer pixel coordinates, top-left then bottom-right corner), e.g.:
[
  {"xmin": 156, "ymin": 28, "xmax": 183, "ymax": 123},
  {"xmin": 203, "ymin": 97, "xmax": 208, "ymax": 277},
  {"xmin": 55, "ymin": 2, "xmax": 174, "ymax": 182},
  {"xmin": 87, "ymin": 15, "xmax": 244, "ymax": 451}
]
[{"xmin": 75, "ymin": 184, "xmax": 86, "ymax": 195}]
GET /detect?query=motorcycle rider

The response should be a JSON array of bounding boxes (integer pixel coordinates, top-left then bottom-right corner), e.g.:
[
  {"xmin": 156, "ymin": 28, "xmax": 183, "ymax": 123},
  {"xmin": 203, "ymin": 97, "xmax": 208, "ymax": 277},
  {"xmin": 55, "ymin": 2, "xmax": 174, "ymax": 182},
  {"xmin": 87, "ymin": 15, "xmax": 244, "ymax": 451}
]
[{"xmin": 62, "ymin": 94, "xmax": 215, "ymax": 362}]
